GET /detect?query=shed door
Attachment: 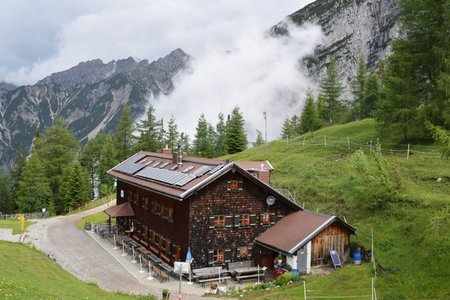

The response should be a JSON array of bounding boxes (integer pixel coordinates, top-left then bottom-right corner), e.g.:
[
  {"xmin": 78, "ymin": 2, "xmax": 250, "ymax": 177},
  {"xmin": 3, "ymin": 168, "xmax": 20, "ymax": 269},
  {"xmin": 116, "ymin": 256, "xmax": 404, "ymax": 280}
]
[{"xmin": 297, "ymin": 246, "xmax": 308, "ymax": 273}]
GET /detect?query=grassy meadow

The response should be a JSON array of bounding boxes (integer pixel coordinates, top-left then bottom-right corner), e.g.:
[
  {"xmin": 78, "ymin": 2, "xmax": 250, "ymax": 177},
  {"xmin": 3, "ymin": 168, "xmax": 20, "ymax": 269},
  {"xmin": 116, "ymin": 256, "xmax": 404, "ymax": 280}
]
[
  {"xmin": 226, "ymin": 119, "xmax": 450, "ymax": 299},
  {"xmin": 76, "ymin": 211, "xmax": 114, "ymax": 230},
  {"xmin": 0, "ymin": 241, "xmax": 154, "ymax": 299},
  {"xmin": 0, "ymin": 220, "xmax": 34, "ymax": 235}
]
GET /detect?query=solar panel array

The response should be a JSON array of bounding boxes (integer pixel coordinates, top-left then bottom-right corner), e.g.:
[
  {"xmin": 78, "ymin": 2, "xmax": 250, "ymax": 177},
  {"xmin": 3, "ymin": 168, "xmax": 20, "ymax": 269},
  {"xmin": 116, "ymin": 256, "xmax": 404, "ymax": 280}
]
[
  {"xmin": 136, "ymin": 167, "xmax": 191, "ymax": 185},
  {"xmin": 113, "ymin": 153, "xmax": 147, "ymax": 174},
  {"xmin": 192, "ymin": 165, "xmax": 212, "ymax": 177},
  {"xmin": 209, "ymin": 164, "xmax": 224, "ymax": 175}
]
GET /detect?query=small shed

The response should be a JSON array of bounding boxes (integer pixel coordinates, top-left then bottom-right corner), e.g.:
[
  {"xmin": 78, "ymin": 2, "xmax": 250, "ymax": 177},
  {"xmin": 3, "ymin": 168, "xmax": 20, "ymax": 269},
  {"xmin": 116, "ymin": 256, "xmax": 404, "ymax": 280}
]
[{"xmin": 254, "ymin": 210, "xmax": 355, "ymax": 273}]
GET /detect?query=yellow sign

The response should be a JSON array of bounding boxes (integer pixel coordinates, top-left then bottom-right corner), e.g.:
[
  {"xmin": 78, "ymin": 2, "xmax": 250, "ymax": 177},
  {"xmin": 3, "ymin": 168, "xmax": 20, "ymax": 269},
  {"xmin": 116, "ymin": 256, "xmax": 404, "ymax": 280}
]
[{"xmin": 17, "ymin": 214, "xmax": 25, "ymax": 233}]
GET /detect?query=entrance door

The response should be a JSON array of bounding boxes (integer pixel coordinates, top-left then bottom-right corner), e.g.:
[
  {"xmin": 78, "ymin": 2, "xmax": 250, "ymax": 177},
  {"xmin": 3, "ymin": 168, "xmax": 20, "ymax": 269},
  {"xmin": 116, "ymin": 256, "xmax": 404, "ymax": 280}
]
[
  {"xmin": 297, "ymin": 246, "xmax": 308, "ymax": 273},
  {"xmin": 260, "ymin": 248, "xmax": 273, "ymax": 268}
]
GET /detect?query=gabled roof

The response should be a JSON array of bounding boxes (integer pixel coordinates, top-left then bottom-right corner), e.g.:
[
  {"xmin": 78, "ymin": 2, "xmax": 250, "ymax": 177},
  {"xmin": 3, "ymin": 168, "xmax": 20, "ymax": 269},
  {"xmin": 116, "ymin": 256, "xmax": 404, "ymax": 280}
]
[
  {"xmin": 107, "ymin": 151, "xmax": 300, "ymax": 209},
  {"xmin": 255, "ymin": 210, "xmax": 356, "ymax": 255},
  {"xmin": 104, "ymin": 202, "xmax": 134, "ymax": 217}
]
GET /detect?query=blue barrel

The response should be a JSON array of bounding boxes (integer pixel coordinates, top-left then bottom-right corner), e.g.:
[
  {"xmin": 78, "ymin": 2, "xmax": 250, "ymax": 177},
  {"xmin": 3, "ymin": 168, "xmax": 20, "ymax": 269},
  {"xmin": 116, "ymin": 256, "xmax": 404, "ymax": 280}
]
[
  {"xmin": 353, "ymin": 252, "xmax": 362, "ymax": 265},
  {"xmin": 291, "ymin": 269, "xmax": 300, "ymax": 281}
]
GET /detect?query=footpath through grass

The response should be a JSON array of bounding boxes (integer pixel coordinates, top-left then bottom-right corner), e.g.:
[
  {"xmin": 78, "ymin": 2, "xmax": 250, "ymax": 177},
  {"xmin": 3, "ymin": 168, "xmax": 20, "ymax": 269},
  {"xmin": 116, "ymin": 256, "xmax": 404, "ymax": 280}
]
[
  {"xmin": 0, "ymin": 220, "xmax": 34, "ymax": 235},
  {"xmin": 0, "ymin": 241, "xmax": 154, "ymax": 300},
  {"xmin": 226, "ymin": 119, "xmax": 450, "ymax": 299}
]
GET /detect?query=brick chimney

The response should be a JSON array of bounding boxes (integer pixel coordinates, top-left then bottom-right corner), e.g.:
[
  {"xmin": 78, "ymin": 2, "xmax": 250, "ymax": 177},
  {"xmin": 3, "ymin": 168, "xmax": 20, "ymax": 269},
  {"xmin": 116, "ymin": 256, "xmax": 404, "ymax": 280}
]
[
  {"xmin": 256, "ymin": 170, "xmax": 271, "ymax": 185},
  {"xmin": 162, "ymin": 146, "xmax": 172, "ymax": 155},
  {"xmin": 172, "ymin": 144, "xmax": 183, "ymax": 165}
]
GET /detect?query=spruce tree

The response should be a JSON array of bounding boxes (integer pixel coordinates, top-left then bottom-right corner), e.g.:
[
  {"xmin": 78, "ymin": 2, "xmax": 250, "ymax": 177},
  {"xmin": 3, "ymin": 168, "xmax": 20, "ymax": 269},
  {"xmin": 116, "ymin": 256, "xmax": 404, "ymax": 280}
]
[
  {"xmin": 361, "ymin": 69, "xmax": 379, "ymax": 118},
  {"xmin": 214, "ymin": 113, "xmax": 227, "ymax": 156},
  {"xmin": 254, "ymin": 129, "xmax": 264, "ymax": 147},
  {"xmin": 316, "ymin": 94, "xmax": 327, "ymax": 128},
  {"xmin": 376, "ymin": 0, "xmax": 450, "ymax": 141},
  {"xmin": 291, "ymin": 115, "xmax": 301, "ymax": 136},
  {"xmin": 281, "ymin": 117, "xmax": 294, "ymax": 139},
  {"xmin": 113, "ymin": 104, "xmax": 134, "ymax": 160},
  {"xmin": 319, "ymin": 59, "xmax": 344, "ymax": 125},
  {"xmin": 178, "ymin": 132, "xmax": 190, "ymax": 154},
  {"xmin": 17, "ymin": 155, "xmax": 52, "ymax": 213},
  {"xmin": 225, "ymin": 107, "xmax": 248, "ymax": 154},
  {"xmin": 135, "ymin": 104, "xmax": 162, "ymax": 152},
  {"xmin": 60, "ymin": 161, "xmax": 90, "ymax": 211},
  {"xmin": 0, "ymin": 175, "xmax": 12, "ymax": 214},
  {"xmin": 351, "ymin": 55, "xmax": 367, "ymax": 120},
  {"xmin": 34, "ymin": 117, "xmax": 78, "ymax": 214},
  {"xmin": 165, "ymin": 116, "xmax": 179, "ymax": 151},
  {"xmin": 10, "ymin": 144, "xmax": 26, "ymax": 211},
  {"xmin": 193, "ymin": 114, "xmax": 215, "ymax": 157},
  {"xmin": 300, "ymin": 92, "xmax": 319, "ymax": 136}
]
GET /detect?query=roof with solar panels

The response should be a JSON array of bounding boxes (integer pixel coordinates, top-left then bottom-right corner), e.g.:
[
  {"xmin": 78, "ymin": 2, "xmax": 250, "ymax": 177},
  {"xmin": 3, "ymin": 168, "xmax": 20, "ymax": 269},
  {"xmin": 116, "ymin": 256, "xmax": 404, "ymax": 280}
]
[{"xmin": 107, "ymin": 148, "xmax": 298, "ymax": 207}]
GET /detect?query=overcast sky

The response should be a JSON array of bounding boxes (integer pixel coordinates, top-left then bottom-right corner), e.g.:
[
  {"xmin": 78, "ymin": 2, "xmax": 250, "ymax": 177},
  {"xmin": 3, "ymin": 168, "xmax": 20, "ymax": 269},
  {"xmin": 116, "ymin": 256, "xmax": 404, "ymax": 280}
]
[{"xmin": 1, "ymin": 0, "xmax": 320, "ymax": 140}]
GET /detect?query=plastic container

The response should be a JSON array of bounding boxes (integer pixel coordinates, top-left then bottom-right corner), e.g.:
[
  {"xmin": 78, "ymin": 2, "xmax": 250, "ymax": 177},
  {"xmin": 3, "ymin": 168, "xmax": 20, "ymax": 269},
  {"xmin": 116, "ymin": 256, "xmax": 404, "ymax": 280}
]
[
  {"xmin": 353, "ymin": 252, "xmax": 362, "ymax": 265},
  {"xmin": 291, "ymin": 269, "xmax": 300, "ymax": 281}
]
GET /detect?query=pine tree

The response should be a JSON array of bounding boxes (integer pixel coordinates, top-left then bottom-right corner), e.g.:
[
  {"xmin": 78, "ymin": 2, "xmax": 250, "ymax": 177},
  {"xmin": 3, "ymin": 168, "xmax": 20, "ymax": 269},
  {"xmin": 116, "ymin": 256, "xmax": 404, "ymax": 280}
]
[
  {"xmin": 320, "ymin": 59, "xmax": 344, "ymax": 125},
  {"xmin": 16, "ymin": 155, "xmax": 52, "ymax": 213},
  {"xmin": 291, "ymin": 115, "xmax": 301, "ymax": 136},
  {"xmin": 10, "ymin": 144, "xmax": 26, "ymax": 211},
  {"xmin": 214, "ymin": 113, "xmax": 227, "ymax": 156},
  {"xmin": 351, "ymin": 55, "xmax": 367, "ymax": 119},
  {"xmin": 254, "ymin": 129, "xmax": 264, "ymax": 147},
  {"xmin": 316, "ymin": 94, "xmax": 327, "ymax": 128},
  {"xmin": 225, "ymin": 107, "xmax": 248, "ymax": 154},
  {"xmin": 0, "ymin": 175, "xmax": 12, "ymax": 214},
  {"xmin": 376, "ymin": 0, "xmax": 450, "ymax": 141},
  {"xmin": 98, "ymin": 135, "xmax": 117, "ymax": 196},
  {"xmin": 165, "ymin": 116, "xmax": 179, "ymax": 151},
  {"xmin": 193, "ymin": 114, "xmax": 215, "ymax": 157},
  {"xmin": 178, "ymin": 132, "xmax": 190, "ymax": 154},
  {"xmin": 281, "ymin": 117, "xmax": 294, "ymax": 139},
  {"xmin": 300, "ymin": 92, "xmax": 319, "ymax": 136},
  {"xmin": 60, "ymin": 161, "xmax": 90, "ymax": 212},
  {"xmin": 113, "ymin": 104, "xmax": 134, "ymax": 160},
  {"xmin": 361, "ymin": 69, "xmax": 379, "ymax": 118},
  {"xmin": 135, "ymin": 104, "xmax": 162, "ymax": 152},
  {"xmin": 34, "ymin": 116, "xmax": 78, "ymax": 214}
]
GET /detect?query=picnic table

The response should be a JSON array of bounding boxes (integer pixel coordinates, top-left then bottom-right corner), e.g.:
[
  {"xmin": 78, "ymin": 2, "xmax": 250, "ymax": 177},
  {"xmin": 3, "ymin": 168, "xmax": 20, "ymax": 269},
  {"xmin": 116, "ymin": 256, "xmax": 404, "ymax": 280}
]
[
  {"xmin": 193, "ymin": 267, "xmax": 232, "ymax": 286},
  {"xmin": 159, "ymin": 262, "xmax": 174, "ymax": 273},
  {"xmin": 146, "ymin": 251, "xmax": 162, "ymax": 264},
  {"xmin": 234, "ymin": 266, "xmax": 266, "ymax": 283}
]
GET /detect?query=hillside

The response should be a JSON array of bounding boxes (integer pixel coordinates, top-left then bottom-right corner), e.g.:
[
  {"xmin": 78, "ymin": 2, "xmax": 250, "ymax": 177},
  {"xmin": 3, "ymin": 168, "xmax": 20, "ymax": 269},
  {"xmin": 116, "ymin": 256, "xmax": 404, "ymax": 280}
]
[{"xmin": 226, "ymin": 119, "xmax": 450, "ymax": 299}]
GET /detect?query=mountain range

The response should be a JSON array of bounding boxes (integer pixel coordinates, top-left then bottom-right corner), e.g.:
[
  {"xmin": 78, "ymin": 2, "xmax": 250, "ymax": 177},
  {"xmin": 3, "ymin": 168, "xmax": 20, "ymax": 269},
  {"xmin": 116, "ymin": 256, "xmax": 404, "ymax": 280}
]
[{"xmin": 0, "ymin": 0, "xmax": 400, "ymax": 171}]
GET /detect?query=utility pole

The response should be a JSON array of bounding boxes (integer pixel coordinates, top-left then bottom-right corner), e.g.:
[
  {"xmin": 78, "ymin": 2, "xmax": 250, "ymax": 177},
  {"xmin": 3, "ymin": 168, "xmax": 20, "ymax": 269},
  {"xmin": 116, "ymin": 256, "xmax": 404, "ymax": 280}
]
[{"xmin": 263, "ymin": 112, "xmax": 267, "ymax": 155}]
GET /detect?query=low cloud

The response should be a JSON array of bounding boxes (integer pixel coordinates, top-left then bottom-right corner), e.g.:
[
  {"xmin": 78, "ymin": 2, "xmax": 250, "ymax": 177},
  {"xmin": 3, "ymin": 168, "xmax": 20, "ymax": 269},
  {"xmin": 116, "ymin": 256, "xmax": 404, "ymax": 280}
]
[{"xmin": 154, "ymin": 21, "xmax": 323, "ymax": 141}]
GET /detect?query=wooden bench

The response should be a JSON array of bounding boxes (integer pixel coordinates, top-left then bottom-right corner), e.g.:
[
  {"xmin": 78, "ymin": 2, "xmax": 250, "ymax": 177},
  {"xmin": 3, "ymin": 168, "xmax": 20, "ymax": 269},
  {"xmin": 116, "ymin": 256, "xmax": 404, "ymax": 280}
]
[
  {"xmin": 235, "ymin": 272, "xmax": 265, "ymax": 283},
  {"xmin": 152, "ymin": 265, "xmax": 169, "ymax": 282},
  {"xmin": 228, "ymin": 260, "xmax": 253, "ymax": 270},
  {"xmin": 198, "ymin": 275, "xmax": 231, "ymax": 287}
]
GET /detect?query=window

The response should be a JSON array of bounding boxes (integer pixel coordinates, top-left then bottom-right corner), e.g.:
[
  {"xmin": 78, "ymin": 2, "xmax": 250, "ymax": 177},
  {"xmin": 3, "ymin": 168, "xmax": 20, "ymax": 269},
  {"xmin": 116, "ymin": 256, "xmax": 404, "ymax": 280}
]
[
  {"xmin": 159, "ymin": 204, "xmax": 166, "ymax": 217},
  {"xmin": 151, "ymin": 201, "xmax": 157, "ymax": 214},
  {"xmin": 240, "ymin": 214, "xmax": 250, "ymax": 227},
  {"xmin": 155, "ymin": 203, "xmax": 161, "ymax": 216},
  {"xmin": 141, "ymin": 196, "xmax": 149, "ymax": 209},
  {"xmin": 133, "ymin": 192, "xmax": 139, "ymax": 205},
  {"xmin": 167, "ymin": 207, "xmax": 174, "ymax": 223},
  {"xmin": 208, "ymin": 248, "xmax": 231, "ymax": 265},
  {"xmin": 120, "ymin": 190, "xmax": 124, "ymax": 198},
  {"xmin": 149, "ymin": 230, "xmax": 155, "ymax": 242},
  {"xmin": 126, "ymin": 190, "xmax": 132, "ymax": 201},
  {"xmin": 215, "ymin": 215, "xmax": 225, "ymax": 228},
  {"xmin": 260, "ymin": 212, "xmax": 270, "ymax": 226},
  {"xmin": 172, "ymin": 245, "xmax": 181, "ymax": 260},
  {"xmin": 154, "ymin": 234, "xmax": 160, "ymax": 245},
  {"xmin": 237, "ymin": 244, "xmax": 253, "ymax": 260},
  {"xmin": 160, "ymin": 237, "xmax": 166, "ymax": 250},
  {"xmin": 227, "ymin": 180, "xmax": 242, "ymax": 191}
]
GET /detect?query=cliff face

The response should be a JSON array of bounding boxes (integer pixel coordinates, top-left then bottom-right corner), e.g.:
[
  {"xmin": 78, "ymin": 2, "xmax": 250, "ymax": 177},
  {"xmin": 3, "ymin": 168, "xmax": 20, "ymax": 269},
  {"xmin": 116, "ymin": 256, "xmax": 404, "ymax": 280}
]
[
  {"xmin": 0, "ymin": 49, "xmax": 189, "ymax": 171},
  {"xmin": 273, "ymin": 0, "xmax": 400, "ymax": 97}
]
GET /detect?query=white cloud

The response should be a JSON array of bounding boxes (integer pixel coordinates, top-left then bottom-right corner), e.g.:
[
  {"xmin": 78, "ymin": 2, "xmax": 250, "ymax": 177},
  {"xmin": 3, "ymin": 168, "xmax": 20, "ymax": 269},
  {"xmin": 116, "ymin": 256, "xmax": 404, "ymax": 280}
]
[{"xmin": 154, "ymin": 21, "xmax": 323, "ymax": 141}]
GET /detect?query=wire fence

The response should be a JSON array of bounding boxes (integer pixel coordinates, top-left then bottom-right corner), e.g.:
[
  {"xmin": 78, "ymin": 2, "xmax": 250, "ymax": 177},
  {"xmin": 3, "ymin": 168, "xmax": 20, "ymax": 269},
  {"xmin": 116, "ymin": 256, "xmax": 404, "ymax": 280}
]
[{"xmin": 283, "ymin": 135, "xmax": 443, "ymax": 159}]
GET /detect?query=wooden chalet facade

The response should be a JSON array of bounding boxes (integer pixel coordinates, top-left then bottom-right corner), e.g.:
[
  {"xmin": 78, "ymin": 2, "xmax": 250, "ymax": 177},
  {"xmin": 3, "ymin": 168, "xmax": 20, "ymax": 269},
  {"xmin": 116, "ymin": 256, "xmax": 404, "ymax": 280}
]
[{"xmin": 107, "ymin": 148, "xmax": 355, "ymax": 271}]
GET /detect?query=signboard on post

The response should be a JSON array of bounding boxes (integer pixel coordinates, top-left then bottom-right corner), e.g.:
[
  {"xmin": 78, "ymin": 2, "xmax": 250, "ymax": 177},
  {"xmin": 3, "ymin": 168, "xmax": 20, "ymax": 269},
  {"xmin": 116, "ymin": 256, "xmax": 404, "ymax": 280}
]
[
  {"xmin": 174, "ymin": 261, "xmax": 190, "ymax": 274},
  {"xmin": 330, "ymin": 250, "xmax": 342, "ymax": 269}
]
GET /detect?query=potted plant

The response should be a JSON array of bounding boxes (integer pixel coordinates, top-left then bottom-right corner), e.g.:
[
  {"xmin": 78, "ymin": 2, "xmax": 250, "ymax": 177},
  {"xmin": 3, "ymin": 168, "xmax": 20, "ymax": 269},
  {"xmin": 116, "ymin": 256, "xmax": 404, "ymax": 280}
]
[
  {"xmin": 215, "ymin": 223, "xmax": 224, "ymax": 229},
  {"xmin": 216, "ymin": 257, "xmax": 224, "ymax": 264},
  {"xmin": 84, "ymin": 221, "xmax": 92, "ymax": 231},
  {"xmin": 239, "ymin": 251, "xmax": 248, "ymax": 260},
  {"xmin": 162, "ymin": 288, "xmax": 170, "ymax": 299},
  {"xmin": 240, "ymin": 220, "xmax": 249, "ymax": 227}
]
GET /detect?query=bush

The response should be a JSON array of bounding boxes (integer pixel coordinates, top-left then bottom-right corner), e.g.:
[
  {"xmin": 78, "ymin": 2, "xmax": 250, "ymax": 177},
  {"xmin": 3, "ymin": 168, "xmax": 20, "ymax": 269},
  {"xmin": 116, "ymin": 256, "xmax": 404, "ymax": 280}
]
[{"xmin": 274, "ymin": 272, "xmax": 298, "ymax": 286}]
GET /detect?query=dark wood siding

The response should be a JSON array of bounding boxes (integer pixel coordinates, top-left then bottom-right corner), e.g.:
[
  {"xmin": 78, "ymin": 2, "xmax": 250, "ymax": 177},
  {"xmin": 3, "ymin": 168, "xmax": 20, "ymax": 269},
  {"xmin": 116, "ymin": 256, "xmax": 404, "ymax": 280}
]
[
  {"xmin": 188, "ymin": 170, "xmax": 295, "ymax": 268},
  {"xmin": 116, "ymin": 180, "xmax": 190, "ymax": 264},
  {"xmin": 310, "ymin": 221, "xmax": 351, "ymax": 265}
]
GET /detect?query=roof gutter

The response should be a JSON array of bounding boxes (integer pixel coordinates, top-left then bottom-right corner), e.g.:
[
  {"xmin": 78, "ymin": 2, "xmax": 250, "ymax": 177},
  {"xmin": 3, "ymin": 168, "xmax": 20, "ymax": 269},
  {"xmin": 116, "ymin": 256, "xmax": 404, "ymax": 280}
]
[{"xmin": 288, "ymin": 216, "xmax": 336, "ymax": 254}]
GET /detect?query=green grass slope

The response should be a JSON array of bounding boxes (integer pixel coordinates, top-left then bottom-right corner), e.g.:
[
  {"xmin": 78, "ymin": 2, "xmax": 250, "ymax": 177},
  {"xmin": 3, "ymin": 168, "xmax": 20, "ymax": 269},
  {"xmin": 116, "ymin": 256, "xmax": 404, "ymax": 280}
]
[
  {"xmin": 0, "ymin": 242, "xmax": 153, "ymax": 299},
  {"xmin": 227, "ymin": 119, "xmax": 450, "ymax": 299},
  {"xmin": 0, "ymin": 220, "xmax": 34, "ymax": 234}
]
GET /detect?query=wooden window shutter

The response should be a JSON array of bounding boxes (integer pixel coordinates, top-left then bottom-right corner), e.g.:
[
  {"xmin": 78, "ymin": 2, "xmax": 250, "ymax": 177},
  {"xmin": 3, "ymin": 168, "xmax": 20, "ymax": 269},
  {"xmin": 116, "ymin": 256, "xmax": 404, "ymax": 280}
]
[
  {"xmin": 208, "ymin": 250, "xmax": 214, "ymax": 265},
  {"xmin": 224, "ymin": 249, "xmax": 231, "ymax": 262},
  {"xmin": 208, "ymin": 216, "xmax": 215, "ymax": 229},
  {"xmin": 234, "ymin": 214, "xmax": 241, "ymax": 227},
  {"xmin": 270, "ymin": 212, "xmax": 276, "ymax": 224},
  {"xmin": 248, "ymin": 244, "xmax": 253, "ymax": 257},
  {"xmin": 236, "ymin": 247, "xmax": 241, "ymax": 258},
  {"xmin": 250, "ymin": 214, "xmax": 256, "ymax": 226},
  {"xmin": 260, "ymin": 213, "xmax": 264, "ymax": 225},
  {"xmin": 225, "ymin": 215, "xmax": 233, "ymax": 228}
]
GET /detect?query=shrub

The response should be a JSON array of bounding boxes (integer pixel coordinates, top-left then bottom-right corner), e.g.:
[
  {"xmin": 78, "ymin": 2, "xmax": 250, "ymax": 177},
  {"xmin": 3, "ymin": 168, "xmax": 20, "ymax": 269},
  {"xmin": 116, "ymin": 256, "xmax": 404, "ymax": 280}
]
[{"xmin": 274, "ymin": 272, "xmax": 298, "ymax": 286}]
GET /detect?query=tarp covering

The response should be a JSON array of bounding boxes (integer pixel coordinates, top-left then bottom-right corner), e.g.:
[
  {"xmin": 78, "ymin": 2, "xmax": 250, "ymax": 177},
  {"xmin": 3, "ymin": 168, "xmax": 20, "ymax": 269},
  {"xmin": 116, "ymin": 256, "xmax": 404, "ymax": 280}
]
[{"xmin": 104, "ymin": 202, "xmax": 134, "ymax": 217}]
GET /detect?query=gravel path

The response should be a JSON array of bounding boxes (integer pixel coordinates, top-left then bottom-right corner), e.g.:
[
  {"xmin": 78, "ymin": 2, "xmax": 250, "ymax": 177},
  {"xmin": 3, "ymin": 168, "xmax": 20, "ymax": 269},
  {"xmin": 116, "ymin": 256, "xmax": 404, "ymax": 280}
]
[{"xmin": 24, "ymin": 203, "xmax": 220, "ymax": 299}]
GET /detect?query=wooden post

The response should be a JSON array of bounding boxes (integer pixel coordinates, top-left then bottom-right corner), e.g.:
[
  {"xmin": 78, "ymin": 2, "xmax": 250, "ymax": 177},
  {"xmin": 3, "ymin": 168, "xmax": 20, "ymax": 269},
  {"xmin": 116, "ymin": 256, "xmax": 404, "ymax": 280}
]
[
  {"xmin": 324, "ymin": 135, "xmax": 327, "ymax": 147},
  {"xmin": 407, "ymin": 144, "xmax": 410, "ymax": 159},
  {"xmin": 303, "ymin": 281, "xmax": 307, "ymax": 300},
  {"xmin": 372, "ymin": 277, "xmax": 374, "ymax": 300},
  {"xmin": 347, "ymin": 136, "xmax": 350, "ymax": 149},
  {"xmin": 369, "ymin": 140, "xmax": 373, "ymax": 153}
]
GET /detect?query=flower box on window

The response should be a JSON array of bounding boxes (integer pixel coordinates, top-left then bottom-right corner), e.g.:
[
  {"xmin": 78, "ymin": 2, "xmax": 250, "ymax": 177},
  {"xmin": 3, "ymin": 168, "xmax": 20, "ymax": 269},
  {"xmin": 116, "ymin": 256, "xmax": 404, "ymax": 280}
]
[
  {"xmin": 262, "ymin": 219, "xmax": 270, "ymax": 225},
  {"xmin": 239, "ymin": 251, "xmax": 249, "ymax": 260},
  {"xmin": 240, "ymin": 220, "xmax": 249, "ymax": 227},
  {"xmin": 215, "ymin": 223, "xmax": 224, "ymax": 229}
]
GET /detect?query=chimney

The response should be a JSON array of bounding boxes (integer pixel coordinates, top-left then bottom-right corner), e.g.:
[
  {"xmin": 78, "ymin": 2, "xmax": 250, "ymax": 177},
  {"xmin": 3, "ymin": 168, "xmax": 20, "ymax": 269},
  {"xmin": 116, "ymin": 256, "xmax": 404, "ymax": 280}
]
[
  {"xmin": 162, "ymin": 145, "xmax": 172, "ymax": 155},
  {"xmin": 256, "ymin": 170, "xmax": 271, "ymax": 185},
  {"xmin": 173, "ymin": 144, "xmax": 183, "ymax": 165}
]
